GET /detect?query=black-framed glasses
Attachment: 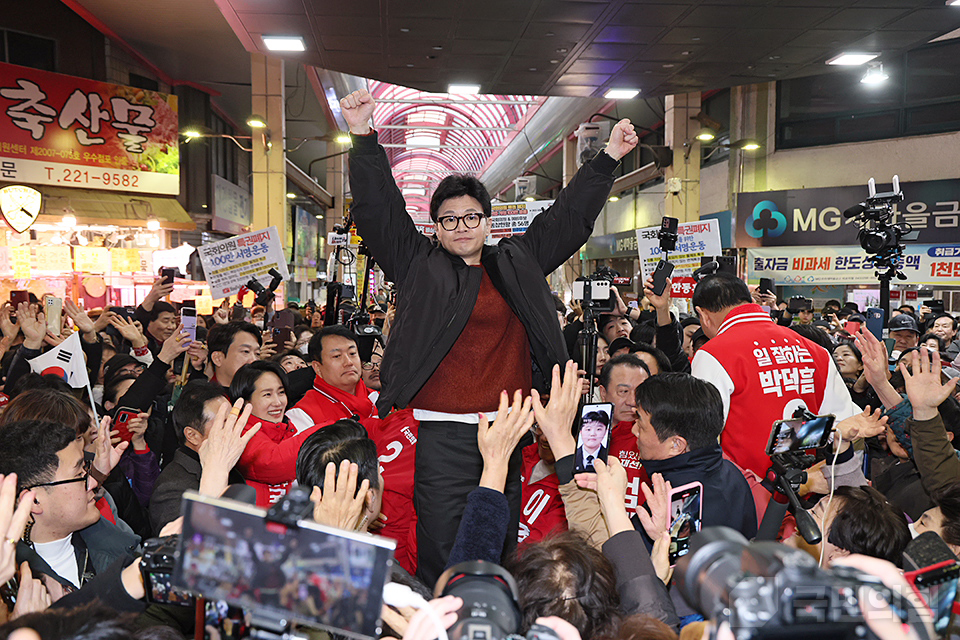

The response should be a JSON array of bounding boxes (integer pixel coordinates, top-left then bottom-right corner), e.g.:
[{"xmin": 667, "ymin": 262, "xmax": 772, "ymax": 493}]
[
  {"xmin": 437, "ymin": 213, "xmax": 485, "ymax": 231},
  {"xmin": 26, "ymin": 458, "xmax": 92, "ymax": 490},
  {"xmin": 362, "ymin": 360, "xmax": 382, "ymax": 371}
]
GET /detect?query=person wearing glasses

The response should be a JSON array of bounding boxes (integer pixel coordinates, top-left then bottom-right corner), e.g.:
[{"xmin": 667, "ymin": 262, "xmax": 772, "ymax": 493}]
[
  {"xmin": 0, "ymin": 420, "xmax": 145, "ymax": 611},
  {"xmin": 340, "ymin": 89, "xmax": 638, "ymax": 585}
]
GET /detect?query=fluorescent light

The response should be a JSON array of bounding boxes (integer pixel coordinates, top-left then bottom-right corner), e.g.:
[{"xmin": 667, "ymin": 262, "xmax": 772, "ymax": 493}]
[
  {"xmin": 406, "ymin": 135, "xmax": 440, "ymax": 147},
  {"xmin": 604, "ymin": 88, "xmax": 640, "ymax": 99},
  {"xmin": 402, "ymin": 187, "xmax": 427, "ymax": 196},
  {"xmin": 262, "ymin": 36, "xmax": 306, "ymax": 52},
  {"xmin": 448, "ymin": 84, "xmax": 480, "ymax": 94},
  {"xmin": 825, "ymin": 52, "xmax": 878, "ymax": 66},
  {"xmin": 861, "ymin": 63, "xmax": 889, "ymax": 85}
]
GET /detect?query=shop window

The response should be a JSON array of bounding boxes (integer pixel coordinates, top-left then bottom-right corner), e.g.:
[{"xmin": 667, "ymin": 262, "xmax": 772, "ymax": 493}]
[
  {"xmin": 3, "ymin": 30, "xmax": 56, "ymax": 72},
  {"xmin": 777, "ymin": 39, "xmax": 960, "ymax": 148}
]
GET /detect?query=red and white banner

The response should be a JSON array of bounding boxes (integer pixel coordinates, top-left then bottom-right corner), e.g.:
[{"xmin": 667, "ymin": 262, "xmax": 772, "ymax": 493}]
[{"xmin": 0, "ymin": 62, "xmax": 179, "ymax": 195}]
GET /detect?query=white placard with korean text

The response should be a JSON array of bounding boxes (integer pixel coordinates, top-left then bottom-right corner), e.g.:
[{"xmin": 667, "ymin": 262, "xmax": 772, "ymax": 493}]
[
  {"xmin": 489, "ymin": 200, "xmax": 553, "ymax": 244},
  {"xmin": 636, "ymin": 219, "xmax": 722, "ymax": 281},
  {"xmin": 198, "ymin": 226, "xmax": 289, "ymax": 300}
]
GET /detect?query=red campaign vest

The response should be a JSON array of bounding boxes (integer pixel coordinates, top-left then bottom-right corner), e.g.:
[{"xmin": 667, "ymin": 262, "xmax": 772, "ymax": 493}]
[
  {"xmin": 609, "ymin": 421, "xmax": 649, "ymax": 513},
  {"xmin": 697, "ymin": 304, "xmax": 834, "ymax": 476},
  {"xmin": 518, "ymin": 443, "xmax": 567, "ymax": 545},
  {"xmin": 236, "ymin": 417, "xmax": 299, "ymax": 508},
  {"xmin": 368, "ymin": 408, "xmax": 419, "ymax": 575},
  {"xmin": 288, "ymin": 376, "xmax": 378, "ymax": 430}
]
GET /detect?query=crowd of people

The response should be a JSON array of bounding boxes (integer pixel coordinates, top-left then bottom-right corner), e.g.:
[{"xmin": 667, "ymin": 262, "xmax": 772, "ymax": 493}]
[{"xmin": 0, "ymin": 89, "xmax": 954, "ymax": 640}]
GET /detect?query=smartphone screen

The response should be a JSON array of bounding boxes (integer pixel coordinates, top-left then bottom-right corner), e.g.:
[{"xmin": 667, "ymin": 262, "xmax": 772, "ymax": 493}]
[
  {"xmin": 181, "ymin": 307, "xmax": 197, "ymax": 342},
  {"xmin": 9, "ymin": 290, "xmax": 28, "ymax": 308},
  {"xmin": 161, "ymin": 267, "xmax": 175, "ymax": 285},
  {"xmin": 45, "ymin": 297, "xmax": 62, "ymax": 335},
  {"xmin": 668, "ymin": 482, "xmax": 703, "ymax": 566},
  {"xmin": 765, "ymin": 415, "xmax": 836, "ymax": 456},
  {"xmin": 174, "ymin": 493, "xmax": 395, "ymax": 640},
  {"xmin": 574, "ymin": 403, "xmax": 613, "ymax": 474}
]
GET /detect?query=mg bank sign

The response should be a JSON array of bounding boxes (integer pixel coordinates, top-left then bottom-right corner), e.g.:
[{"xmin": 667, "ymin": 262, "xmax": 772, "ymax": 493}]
[{"xmin": 736, "ymin": 179, "xmax": 960, "ymax": 247}]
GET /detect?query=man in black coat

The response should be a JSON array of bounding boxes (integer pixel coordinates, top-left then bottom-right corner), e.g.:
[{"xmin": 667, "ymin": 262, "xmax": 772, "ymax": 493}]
[{"xmin": 340, "ymin": 88, "xmax": 638, "ymax": 585}]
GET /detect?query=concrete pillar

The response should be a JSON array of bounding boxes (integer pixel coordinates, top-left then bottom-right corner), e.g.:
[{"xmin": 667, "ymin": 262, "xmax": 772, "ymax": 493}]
[
  {"xmin": 250, "ymin": 53, "xmax": 287, "ymax": 241},
  {"xmin": 663, "ymin": 92, "xmax": 702, "ymax": 223}
]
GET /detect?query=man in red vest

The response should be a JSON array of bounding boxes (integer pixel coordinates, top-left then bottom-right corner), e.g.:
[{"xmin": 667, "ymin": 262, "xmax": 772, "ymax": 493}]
[
  {"xmin": 286, "ymin": 326, "xmax": 377, "ymax": 433},
  {"xmin": 690, "ymin": 273, "xmax": 859, "ymax": 476}
]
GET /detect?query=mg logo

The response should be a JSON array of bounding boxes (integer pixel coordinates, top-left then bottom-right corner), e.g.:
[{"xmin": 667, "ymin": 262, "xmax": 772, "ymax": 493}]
[{"xmin": 746, "ymin": 200, "xmax": 787, "ymax": 238}]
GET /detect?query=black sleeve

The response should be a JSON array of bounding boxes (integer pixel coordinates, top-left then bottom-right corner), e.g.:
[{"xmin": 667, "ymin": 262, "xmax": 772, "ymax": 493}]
[
  {"xmin": 555, "ymin": 454, "xmax": 576, "ymax": 485},
  {"xmin": 286, "ymin": 366, "xmax": 315, "ymax": 407},
  {"xmin": 3, "ymin": 345, "xmax": 41, "ymax": 394},
  {"xmin": 115, "ymin": 357, "xmax": 171, "ymax": 413},
  {"xmin": 655, "ymin": 315, "xmax": 689, "ymax": 373},
  {"xmin": 601, "ymin": 530, "xmax": 680, "ymax": 631},
  {"xmin": 517, "ymin": 151, "xmax": 619, "ymax": 274},
  {"xmin": 349, "ymin": 132, "xmax": 432, "ymax": 285},
  {"xmin": 446, "ymin": 488, "xmax": 509, "ymax": 569},
  {"xmin": 52, "ymin": 554, "xmax": 146, "ymax": 614}
]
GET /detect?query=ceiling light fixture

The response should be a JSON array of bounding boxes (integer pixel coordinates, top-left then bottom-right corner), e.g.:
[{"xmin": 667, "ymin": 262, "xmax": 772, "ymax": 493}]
[
  {"xmin": 861, "ymin": 62, "xmax": 889, "ymax": 85},
  {"xmin": 825, "ymin": 52, "xmax": 878, "ymax": 66},
  {"xmin": 247, "ymin": 115, "xmax": 267, "ymax": 129},
  {"xmin": 262, "ymin": 36, "xmax": 306, "ymax": 52},
  {"xmin": 62, "ymin": 214, "xmax": 77, "ymax": 227},
  {"xmin": 287, "ymin": 193, "xmax": 297, "ymax": 199},
  {"xmin": 604, "ymin": 88, "xmax": 640, "ymax": 99},
  {"xmin": 695, "ymin": 127, "xmax": 717, "ymax": 142},
  {"xmin": 608, "ymin": 195, "xmax": 620, "ymax": 202},
  {"xmin": 182, "ymin": 129, "xmax": 201, "ymax": 139},
  {"xmin": 147, "ymin": 216, "xmax": 160, "ymax": 231},
  {"xmin": 448, "ymin": 84, "xmax": 481, "ymax": 94}
]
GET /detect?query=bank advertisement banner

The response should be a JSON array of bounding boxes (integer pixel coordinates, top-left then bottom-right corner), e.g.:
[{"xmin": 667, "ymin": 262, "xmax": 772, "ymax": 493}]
[
  {"xmin": 747, "ymin": 244, "xmax": 960, "ymax": 286},
  {"xmin": 489, "ymin": 200, "xmax": 553, "ymax": 244},
  {"xmin": 736, "ymin": 179, "xmax": 960, "ymax": 248},
  {"xmin": 198, "ymin": 227, "xmax": 289, "ymax": 300},
  {"xmin": 0, "ymin": 62, "xmax": 179, "ymax": 195},
  {"xmin": 636, "ymin": 219, "xmax": 722, "ymax": 282}
]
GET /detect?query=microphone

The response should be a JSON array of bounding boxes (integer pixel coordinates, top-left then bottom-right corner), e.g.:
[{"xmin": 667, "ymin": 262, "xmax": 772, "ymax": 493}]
[{"xmin": 843, "ymin": 203, "xmax": 865, "ymax": 219}]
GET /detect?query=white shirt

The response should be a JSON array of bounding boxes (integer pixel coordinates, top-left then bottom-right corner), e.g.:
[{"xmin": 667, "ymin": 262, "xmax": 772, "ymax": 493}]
[{"xmin": 33, "ymin": 534, "xmax": 80, "ymax": 588}]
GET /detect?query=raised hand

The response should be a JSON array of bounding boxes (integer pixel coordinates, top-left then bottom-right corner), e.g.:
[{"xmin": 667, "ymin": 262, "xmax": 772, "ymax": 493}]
[
  {"xmin": 575, "ymin": 457, "xmax": 635, "ymax": 537},
  {"xmin": 12, "ymin": 562, "xmax": 51, "ymax": 618},
  {"xmin": 0, "ymin": 302, "xmax": 18, "ymax": 341},
  {"xmin": 636, "ymin": 473, "xmax": 672, "ymax": 541},
  {"xmin": 531, "ymin": 361, "xmax": 581, "ymax": 460},
  {"xmin": 63, "ymin": 299, "xmax": 95, "ymax": 335},
  {"xmin": 93, "ymin": 415, "xmax": 127, "ymax": 477},
  {"xmin": 310, "ymin": 460, "xmax": 370, "ymax": 531},
  {"xmin": 109, "ymin": 314, "xmax": 148, "ymax": 349},
  {"xmin": 604, "ymin": 118, "xmax": 639, "ymax": 161},
  {"xmin": 477, "ymin": 390, "xmax": 534, "ymax": 492},
  {"xmin": 0, "ymin": 474, "xmax": 34, "ymax": 584},
  {"xmin": 144, "ymin": 277, "xmax": 174, "ymax": 309},
  {"xmin": 340, "ymin": 89, "xmax": 376, "ymax": 135},
  {"xmin": 902, "ymin": 347, "xmax": 958, "ymax": 421},
  {"xmin": 853, "ymin": 330, "xmax": 902, "ymax": 410},
  {"xmin": 198, "ymin": 399, "xmax": 260, "ymax": 497},
  {"xmin": 836, "ymin": 406, "xmax": 887, "ymax": 443},
  {"xmin": 16, "ymin": 303, "xmax": 46, "ymax": 350},
  {"xmin": 158, "ymin": 323, "xmax": 191, "ymax": 365}
]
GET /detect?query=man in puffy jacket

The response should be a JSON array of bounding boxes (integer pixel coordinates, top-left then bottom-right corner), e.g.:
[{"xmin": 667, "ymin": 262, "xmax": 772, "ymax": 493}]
[{"xmin": 340, "ymin": 88, "xmax": 638, "ymax": 585}]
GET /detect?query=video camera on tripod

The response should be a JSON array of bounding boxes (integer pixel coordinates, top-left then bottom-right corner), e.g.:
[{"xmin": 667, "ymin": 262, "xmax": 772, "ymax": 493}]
[
  {"xmin": 843, "ymin": 176, "xmax": 910, "ymax": 280},
  {"xmin": 572, "ymin": 266, "xmax": 630, "ymax": 396}
]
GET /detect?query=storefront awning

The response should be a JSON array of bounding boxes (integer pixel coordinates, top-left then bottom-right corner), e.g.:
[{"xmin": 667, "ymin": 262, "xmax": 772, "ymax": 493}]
[{"xmin": 29, "ymin": 185, "xmax": 195, "ymax": 230}]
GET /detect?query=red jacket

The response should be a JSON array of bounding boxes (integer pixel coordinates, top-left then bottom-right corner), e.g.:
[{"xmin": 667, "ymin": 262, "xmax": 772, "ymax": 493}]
[
  {"xmin": 692, "ymin": 304, "xmax": 858, "ymax": 476},
  {"xmin": 368, "ymin": 408, "xmax": 418, "ymax": 575},
  {"xmin": 237, "ymin": 416, "xmax": 322, "ymax": 507},
  {"xmin": 518, "ymin": 443, "xmax": 566, "ymax": 545},
  {"xmin": 286, "ymin": 375, "xmax": 378, "ymax": 433},
  {"xmin": 609, "ymin": 421, "xmax": 650, "ymax": 513}
]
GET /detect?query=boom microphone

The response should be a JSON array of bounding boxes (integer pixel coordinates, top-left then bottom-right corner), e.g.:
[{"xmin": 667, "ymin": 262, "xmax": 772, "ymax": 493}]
[{"xmin": 843, "ymin": 203, "xmax": 865, "ymax": 219}]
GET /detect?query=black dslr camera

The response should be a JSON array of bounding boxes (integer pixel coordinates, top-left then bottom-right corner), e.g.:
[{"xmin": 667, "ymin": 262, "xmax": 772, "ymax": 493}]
[
  {"xmin": 675, "ymin": 528, "xmax": 929, "ymax": 640},
  {"xmin": 245, "ymin": 267, "xmax": 285, "ymax": 307},
  {"xmin": 436, "ymin": 561, "xmax": 561, "ymax": 640}
]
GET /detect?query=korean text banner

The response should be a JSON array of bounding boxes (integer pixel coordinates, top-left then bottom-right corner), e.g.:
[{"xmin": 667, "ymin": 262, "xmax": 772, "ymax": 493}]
[
  {"xmin": 489, "ymin": 200, "xmax": 554, "ymax": 244},
  {"xmin": 0, "ymin": 62, "xmax": 179, "ymax": 195},
  {"xmin": 636, "ymin": 219, "xmax": 722, "ymax": 281},
  {"xmin": 747, "ymin": 244, "xmax": 960, "ymax": 286},
  {"xmin": 198, "ymin": 227, "xmax": 290, "ymax": 300}
]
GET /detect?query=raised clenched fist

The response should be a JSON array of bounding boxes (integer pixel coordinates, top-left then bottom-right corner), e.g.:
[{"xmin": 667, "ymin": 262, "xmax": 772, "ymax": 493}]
[{"xmin": 340, "ymin": 89, "xmax": 375, "ymax": 135}]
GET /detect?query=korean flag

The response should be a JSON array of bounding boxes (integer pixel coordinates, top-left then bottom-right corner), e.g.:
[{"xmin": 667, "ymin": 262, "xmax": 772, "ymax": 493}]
[{"xmin": 27, "ymin": 331, "xmax": 90, "ymax": 389}]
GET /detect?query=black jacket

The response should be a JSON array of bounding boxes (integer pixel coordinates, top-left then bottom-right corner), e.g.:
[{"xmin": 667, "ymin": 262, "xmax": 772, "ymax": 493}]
[{"xmin": 349, "ymin": 132, "xmax": 619, "ymax": 417}]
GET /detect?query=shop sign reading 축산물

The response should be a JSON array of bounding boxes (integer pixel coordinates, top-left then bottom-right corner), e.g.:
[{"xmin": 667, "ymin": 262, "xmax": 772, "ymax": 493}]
[
  {"xmin": 0, "ymin": 62, "xmax": 179, "ymax": 195},
  {"xmin": 198, "ymin": 227, "xmax": 289, "ymax": 300}
]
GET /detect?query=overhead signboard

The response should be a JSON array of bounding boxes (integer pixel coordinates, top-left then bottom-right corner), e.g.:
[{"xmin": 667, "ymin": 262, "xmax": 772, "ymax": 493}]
[{"xmin": 0, "ymin": 62, "xmax": 179, "ymax": 195}]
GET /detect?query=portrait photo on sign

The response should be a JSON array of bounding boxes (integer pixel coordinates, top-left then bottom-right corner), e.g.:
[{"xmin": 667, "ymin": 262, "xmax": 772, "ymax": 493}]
[{"xmin": 574, "ymin": 402, "xmax": 612, "ymax": 474}]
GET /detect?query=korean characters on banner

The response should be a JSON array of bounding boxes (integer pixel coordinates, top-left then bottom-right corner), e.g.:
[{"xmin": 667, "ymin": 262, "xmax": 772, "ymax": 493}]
[
  {"xmin": 747, "ymin": 245, "xmax": 960, "ymax": 286},
  {"xmin": 197, "ymin": 227, "xmax": 289, "ymax": 300},
  {"xmin": 636, "ymin": 219, "xmax": 722, "ymax": 299},
  {"xmin": 0, "ymin": 62, "xmax": 179, "ymax": 195},
  {"xmin": 488, "ymin": 200, "xmax": 553, "ymax": 244}
]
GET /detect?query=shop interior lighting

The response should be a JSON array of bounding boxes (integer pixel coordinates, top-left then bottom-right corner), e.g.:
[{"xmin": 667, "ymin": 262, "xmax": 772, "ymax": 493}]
[
  {"xmin": 447, "ymin": 84, "xmax": 481, "ymax": 95},
  {"xmin": 262, "ymin": 36, "xmax": 305, "ymax": 52},
  {"xmin": 146, "ymin": 216, "xmax": 160, "ymax": 231},
  {"xmin": 148, "ymin": 235, "xmax": 160, "ymax": 248},
  {"xmin": 604, "ymin": 88, "xmax": 640, "ymax": 100},
  {"xmin": 861, "ymin": 62, "xmax": 889, "ymax": 85},
  {"xmin": 246, "ymin": 115, "xmax": 268, "ymax": 129},
  {"xmin": 62, "ymin": 213, "xmax": 77, "ymax": 227},
  {"xmin": 826, "ymin": 52, "xmax": 879, "ymax": 66}
]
